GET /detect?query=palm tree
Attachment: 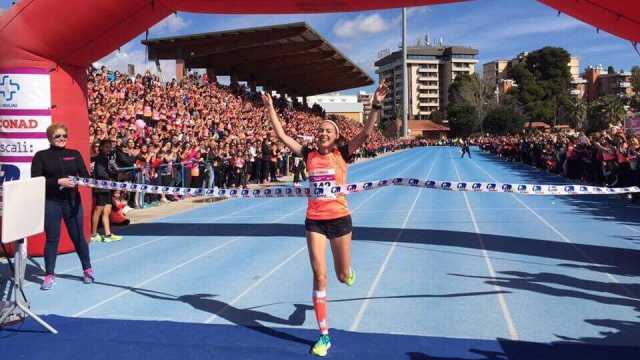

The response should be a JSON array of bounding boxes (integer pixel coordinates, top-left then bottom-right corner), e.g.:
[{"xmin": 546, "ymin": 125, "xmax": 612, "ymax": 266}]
[
  {"xmin": 568, "ymin": 97, "xmax": 587, "ymax": 130},
  {"xmin": 602, "ymin": 95, "xmax": 625, "ymax": 126}
]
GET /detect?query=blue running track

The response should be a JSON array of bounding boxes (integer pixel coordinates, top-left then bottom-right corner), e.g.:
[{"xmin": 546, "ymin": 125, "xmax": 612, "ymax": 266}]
[{"xmin": 2, "ymin": 147, "xmax": 640, "ymax": 359}]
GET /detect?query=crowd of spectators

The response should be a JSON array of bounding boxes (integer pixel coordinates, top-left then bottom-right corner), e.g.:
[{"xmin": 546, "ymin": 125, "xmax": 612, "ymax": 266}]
[
  {"xmin": 474, "ymin": 126, "xmax": 640, "ymax": 191},
  {"xmin": 86, "ymin": 66, "xmax": 416, "ymax": 209}
]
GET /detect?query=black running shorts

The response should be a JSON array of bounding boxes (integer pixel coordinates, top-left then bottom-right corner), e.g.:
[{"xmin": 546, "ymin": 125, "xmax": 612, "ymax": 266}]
[
  {"xmin": 305, "ymin": 215, "xmax": 353, "ymax": 239},
  {"xmin": 94, "ymin": 191, "xmax": 112, "ymax": 206}
]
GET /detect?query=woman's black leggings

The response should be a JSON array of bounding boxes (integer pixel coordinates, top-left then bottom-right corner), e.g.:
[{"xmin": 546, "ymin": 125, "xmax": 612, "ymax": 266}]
[{"xmin": 43, "ymin": 199, "xmax": 91, "ymax": 275}]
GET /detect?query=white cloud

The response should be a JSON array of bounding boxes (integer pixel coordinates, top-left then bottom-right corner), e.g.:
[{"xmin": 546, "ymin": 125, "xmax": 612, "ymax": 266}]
[
  {"xmin": 95, "ymin": 13, "xmax": 191, "ymax": 81},
  {"xmin": 501, "ymin": 16, "xmax": 583, "ymax": 38},
  {"xmin": 573, "ymin": 43, "xmax": 629, "ymax": 55},
  {"xmin": 210, "ymin": 13, "xmax": 332, "ymax": 32},
  {"xmin": 390, "ymin": 6, "xmax": 432, "ymax": 26},
  {"xmin": 95, "ymin": 49, "xmax": 177, "ymax": 82},
  {"xmin": 407, "ymin": 6, "xmax": 431, "ymax": 17},
  {"xmin": 333, "ymin": 13, "xmax": 389, "ymax": 38},
  {"xmin": 150, "ymin": 13, "xmax": 190, "ymax": 35},
  {"xmin": 425, "ymin": 15, "xmax": 586, "ymax": 53}
]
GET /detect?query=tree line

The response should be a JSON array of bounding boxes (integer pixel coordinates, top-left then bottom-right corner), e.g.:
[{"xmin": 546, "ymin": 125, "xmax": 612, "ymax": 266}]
[{"xmin": 441, "ymin": 46, "xmax": 640, "ymax": 136}]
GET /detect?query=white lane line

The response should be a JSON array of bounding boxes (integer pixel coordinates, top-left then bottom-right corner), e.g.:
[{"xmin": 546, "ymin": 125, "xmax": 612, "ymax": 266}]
[
  {"xmin": 452, "ymin": 150, "xmax": 519, "ymax": 340},
  {"xmin": 73, "ymin": 237, "xmax": 239, "ymax": 317},
  {"xmin": 204, "ymin": 246, "xmax": 307, "ymax": 323},
  {"xmin": 468, "ymin": 156, "xmax": 625, "ymax": 287},
  {"xmin": 48, "ymin": 152, "xmax": 408, "ymax": 285},
  {"xmin": 69, "ymin": 150, "xmax": 417, "ymax": 317},
  {"xmin": 351, "ymin": 148, "xmax": 440, "ymax": 331},
  {"xmin": 623, "ymin": 224, "xmax": 640, "ymax": 235},
  {"xmin": 180, "ymin": 208, "xmax": 565, "ymax": 221},
  {"xmin": 349, "ymin": 148, "xmax": 412, "ymax": 175},
  {"xmin": 29, "ymin": 199, "xmax": 275, "ymax": 290},
  {"xmin": 72, "ymin": 204, "xmax": 306, "ymax": 318},
  {"xmin": 204, "ymin": 149, "xmax": 426, "ymax": 324}
]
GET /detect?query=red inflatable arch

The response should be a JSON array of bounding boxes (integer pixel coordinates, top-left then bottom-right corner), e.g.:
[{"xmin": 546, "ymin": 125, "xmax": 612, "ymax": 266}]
[{"xmin": 0, "ymin": 0, "xmax": 638, "ymax": 256}]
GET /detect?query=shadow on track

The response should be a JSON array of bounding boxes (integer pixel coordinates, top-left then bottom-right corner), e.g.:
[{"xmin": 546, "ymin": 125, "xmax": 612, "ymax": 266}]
[
  {"xmin": 117, "ymin": 222, "xmax": 640, "ymax": 278},
  {"xmin": 111, "ymin": 220, "xmax": 640, "ymax": 349}
]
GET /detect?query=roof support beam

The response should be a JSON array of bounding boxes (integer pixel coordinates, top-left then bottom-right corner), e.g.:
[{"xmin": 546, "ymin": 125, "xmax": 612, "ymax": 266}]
[
  {"xmin": 204, "ymin": 51, "xmax": 337, "ymax": 72},
  {"xmin": 156, "ymin": 40, "xmax": 325, "ymax": 61},
  {"xmin": 145, "ymin": 26, "xmax": 307, "ymax": 55}
]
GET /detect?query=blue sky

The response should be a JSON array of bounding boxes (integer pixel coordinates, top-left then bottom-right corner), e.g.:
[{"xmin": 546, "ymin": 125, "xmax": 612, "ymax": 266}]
[{"xmin": 2, "ymin": 0, "xmax": 638, "ymax": 94}]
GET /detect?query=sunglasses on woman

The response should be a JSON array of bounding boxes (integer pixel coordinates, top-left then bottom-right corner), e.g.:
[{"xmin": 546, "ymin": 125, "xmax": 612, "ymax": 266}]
[{"xmin": 54, "ymin": 133, "xmax": 68, "ymax": 139}]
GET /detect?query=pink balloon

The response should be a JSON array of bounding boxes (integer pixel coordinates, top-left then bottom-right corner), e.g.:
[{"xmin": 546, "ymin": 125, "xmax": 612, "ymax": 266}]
[{"xmin": 135, "ymin": 119, "xmax": 146, "ymax": 129}]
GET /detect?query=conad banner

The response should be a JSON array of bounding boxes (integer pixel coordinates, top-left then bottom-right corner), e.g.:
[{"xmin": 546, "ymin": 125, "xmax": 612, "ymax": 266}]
[{"xmin": 0, "ymin": 68, "xmax": 51, "ymax": 217}]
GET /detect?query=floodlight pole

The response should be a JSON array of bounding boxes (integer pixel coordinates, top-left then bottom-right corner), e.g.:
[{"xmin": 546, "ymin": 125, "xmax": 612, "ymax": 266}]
[{"xmin": 402, "ymin": 7, "xmax": 408, "ymax": 138}]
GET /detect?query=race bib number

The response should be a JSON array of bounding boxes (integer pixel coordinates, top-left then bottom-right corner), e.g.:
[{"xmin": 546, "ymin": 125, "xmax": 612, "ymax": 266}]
[{"xmin": 309, "ymin": 168, "xmax": 337, "ymax": 200}]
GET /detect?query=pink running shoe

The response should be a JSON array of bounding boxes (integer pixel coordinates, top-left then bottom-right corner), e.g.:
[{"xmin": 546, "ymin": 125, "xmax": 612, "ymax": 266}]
[
  {"xmin": 41, "ymin": 275, "xmax": 55, "ymax": 290},
  {"xmin": 83, "ymin": 268, "xmax": 95, "ymax": 284}
]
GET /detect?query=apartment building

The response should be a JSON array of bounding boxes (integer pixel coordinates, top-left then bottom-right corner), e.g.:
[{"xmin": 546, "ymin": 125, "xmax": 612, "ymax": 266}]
[
  {"xmin": 483, "ymin": 53, "xmax": 586, "ymax": 98},
  {"xmin": 584, "ymin": 65, "xmax": 636, "ymax": 100},
  {"xmin": 374, "ymin": 45, "xmax": 479, "ymax": 120},
  {"xmin": 357, "ymin": 91, "xmax": 373, "ymax": 120}
]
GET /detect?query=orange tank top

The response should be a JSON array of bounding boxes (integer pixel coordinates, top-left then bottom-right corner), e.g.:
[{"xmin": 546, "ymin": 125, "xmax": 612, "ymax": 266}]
[{"xmin": 304, "ymin": 145, "xmax": 351, "ymax": 220}]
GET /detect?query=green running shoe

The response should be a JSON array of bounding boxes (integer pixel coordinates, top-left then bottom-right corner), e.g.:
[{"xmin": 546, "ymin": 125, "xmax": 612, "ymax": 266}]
[
  {"xmin": 311, "ymin": 334, "xmax": 331, "ymax": 357},
  {"xmin": 345, "ymin": 268, "xmax": 356, "ymax": 287},
  {"xmin": 90, "ymin": 233, "xmax": 102, "ymax": 242},
  {"xmin": 104, "ymin": 234, "xmax": 123, "ymax": 241}
]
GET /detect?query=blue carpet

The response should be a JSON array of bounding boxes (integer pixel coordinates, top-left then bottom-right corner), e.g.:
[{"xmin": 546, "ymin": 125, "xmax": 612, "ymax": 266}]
[{"xmin": 2, "ymin": 315, "xmax": 639, "ymax": 359}]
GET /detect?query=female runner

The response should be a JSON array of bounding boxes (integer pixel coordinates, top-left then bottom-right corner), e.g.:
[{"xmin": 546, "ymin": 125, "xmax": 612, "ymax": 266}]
[{"xmin": 261, "ymin": 81, "xmax": 388, "ymax": 356}]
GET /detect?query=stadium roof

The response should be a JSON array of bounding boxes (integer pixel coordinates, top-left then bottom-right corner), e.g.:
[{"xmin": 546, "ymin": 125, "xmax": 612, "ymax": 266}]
[{"xmin": 142, "ymin": 22, "xmax": 373, "ymax": 96}]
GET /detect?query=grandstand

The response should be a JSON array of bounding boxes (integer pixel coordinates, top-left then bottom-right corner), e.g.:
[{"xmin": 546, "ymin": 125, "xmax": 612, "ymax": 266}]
[{"xmin": 83, "ymin": 22, "xmax": 400, "ymax": 199}]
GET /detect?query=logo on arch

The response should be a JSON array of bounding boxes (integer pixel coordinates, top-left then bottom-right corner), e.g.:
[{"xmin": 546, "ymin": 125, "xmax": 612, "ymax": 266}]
[
  {"xmin": 0, "ymin": 75, "xmax": 21, "ymax": 102},
  {"xmin": 0, "ymin": 164, "xmax": 20, "ymax": 185}
]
